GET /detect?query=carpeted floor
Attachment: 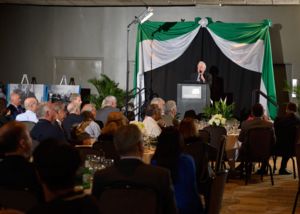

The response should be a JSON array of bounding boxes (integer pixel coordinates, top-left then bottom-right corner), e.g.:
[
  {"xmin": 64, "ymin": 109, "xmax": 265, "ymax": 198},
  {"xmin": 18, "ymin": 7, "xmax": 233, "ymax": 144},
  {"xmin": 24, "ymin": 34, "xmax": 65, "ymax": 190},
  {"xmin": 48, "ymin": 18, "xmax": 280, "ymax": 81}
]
[{"xmin": 221, "ymin": 159, "xmax": 299, "ymax": 214}]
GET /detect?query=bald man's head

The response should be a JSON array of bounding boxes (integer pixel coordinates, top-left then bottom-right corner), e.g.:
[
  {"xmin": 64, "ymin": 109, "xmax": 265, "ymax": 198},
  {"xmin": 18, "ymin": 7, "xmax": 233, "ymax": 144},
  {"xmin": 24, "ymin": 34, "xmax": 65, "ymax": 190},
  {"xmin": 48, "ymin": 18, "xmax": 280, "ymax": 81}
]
[{"xmin": 24, "ymin": 97, "xmax": 38, "ymax": 112}]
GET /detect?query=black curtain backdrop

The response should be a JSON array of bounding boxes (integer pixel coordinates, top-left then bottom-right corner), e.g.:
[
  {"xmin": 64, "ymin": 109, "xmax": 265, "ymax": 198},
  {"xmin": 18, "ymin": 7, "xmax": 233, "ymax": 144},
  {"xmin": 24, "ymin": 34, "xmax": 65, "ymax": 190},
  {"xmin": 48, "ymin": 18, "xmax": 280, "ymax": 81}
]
[{"xmin": 144, "ymin": 27, "xmax": 261, "ymax": 119}]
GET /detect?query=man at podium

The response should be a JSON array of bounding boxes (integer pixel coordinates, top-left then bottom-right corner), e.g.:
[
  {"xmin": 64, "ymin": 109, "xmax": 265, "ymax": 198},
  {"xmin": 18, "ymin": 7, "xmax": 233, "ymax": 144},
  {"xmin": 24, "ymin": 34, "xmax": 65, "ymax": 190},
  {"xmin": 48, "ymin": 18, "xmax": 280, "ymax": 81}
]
[{"xmin": 190, "ymin": 61, "xmax": 212, "ymax": 87}]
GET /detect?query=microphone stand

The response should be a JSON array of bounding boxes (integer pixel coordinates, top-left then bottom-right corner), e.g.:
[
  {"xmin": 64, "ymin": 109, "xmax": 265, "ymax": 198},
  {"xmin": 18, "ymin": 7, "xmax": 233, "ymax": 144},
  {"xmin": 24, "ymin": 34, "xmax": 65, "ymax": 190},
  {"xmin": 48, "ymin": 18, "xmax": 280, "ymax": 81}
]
[{"xmin": 125, "ymin": 17, "xmax": 138, "ymax": 117}]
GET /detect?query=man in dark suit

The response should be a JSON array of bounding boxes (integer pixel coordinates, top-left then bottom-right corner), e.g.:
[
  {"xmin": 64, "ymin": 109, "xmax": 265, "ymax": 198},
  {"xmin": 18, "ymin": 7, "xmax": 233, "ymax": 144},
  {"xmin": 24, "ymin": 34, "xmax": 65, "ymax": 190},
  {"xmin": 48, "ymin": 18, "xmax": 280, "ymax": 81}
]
[
  {"xmin": 190, "ymin": 61, "xmax": 212, "ymax": 87},
  {"xmin": 92, "ymin": 124, "xmax": 178, "ymax": 214},
  {"xmin": 7, "ymin": 92, "xmax": 25, "ymax": 119},
  {"xmin": 62, "ymin": 102, "xmax": 82, "ymax": 142},
  {"xmin": 274, "ymin": 102, "xmax": 300, "ymax": 175},
  {"xmin": 238, "ymin": 103, "xmax": 274, "ymax": 143},
  {"xmin": 31, "ymin": 102, "xmax": 66, "ymax": 143},
  {"xmin": 95, "ymin": 95, "xmax": 119, "ymax": 126},
  {"xmin": 0, "ymin": 121, "xmax": 43, "ymax": 200}
]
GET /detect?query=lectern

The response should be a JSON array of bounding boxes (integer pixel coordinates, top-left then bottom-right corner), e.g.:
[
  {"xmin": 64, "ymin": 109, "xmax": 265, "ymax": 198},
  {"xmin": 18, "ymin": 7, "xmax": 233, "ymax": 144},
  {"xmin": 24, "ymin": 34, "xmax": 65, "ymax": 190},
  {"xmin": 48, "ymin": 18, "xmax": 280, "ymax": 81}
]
[{"xmin": 177, "ymin": 83, "xmax": 210, "ymax": 118}]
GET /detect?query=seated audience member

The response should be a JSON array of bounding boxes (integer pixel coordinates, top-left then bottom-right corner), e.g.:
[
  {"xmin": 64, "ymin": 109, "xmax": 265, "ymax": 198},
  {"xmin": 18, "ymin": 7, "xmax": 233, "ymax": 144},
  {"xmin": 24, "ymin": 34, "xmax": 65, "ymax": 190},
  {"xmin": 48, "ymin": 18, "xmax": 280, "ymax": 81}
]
[
  {"xmin": 53, "ymin": 102, "xmax": 66, "ymax": 131},
  {"xmin": 93, "ymin": 112, "xmax": 128, "ymax": 160},
  {"xmin": 0, "ymin": 121, "xmax": 43, "ymax": 200},
  {"xmin": 143, "ymin": 104, "xmax": 162, "ymax": 137},
  {"xmin": 161, "ymin": 100, "xmax": 179, "ymax": 127},
  {"xmin": 27, "ymin": 139, "xmax": 100, "ymax": 214},
  {"xmin": 75, "ymin": 111, "xmax": 101, "ymax": 141},
  {"xmin": 30, "ymin": 102, "xmax": 65, "ymax": 143},
  {"xmin": 151, "ymin": 127, "xmax": 203, "ymax": 214},
  {"xmin": 274, "ymin": 102, "xmax": 300, "ymax": 175},
  {"xmin": 238, "ymin": 103, "xmax": 275, "ymax": 172},
  {"xmin": 7, "ymin": 92, "xmax": 25, "ymax": 120},
  {"xmin": 0, "ymin": 98, "xmax": 12, "ymax": 128},
  {"xmin": 183, "ymin": 109, "xmax": 197, "ymax": 120},
  {"xmin": 69, "ymin": 93, "xmax": 82, "ymax": 108},
  {"xmin": 151, "ymin": 97, "xmax": 167, "ymax": 127},
  {"xmin": 123, "ymin": 102, "xmax": 135, "ymax": 122},
  {"xmin": 238, "ymin": 103, "xmax": 274, "ymax": 143},
  {"xmin": 178, "ymin": 118, "xmax": 199, "ymax": 143},
  {"xmin": 81, "ymin": 104, "xmax": 97, "ymax": 119},
  {"xmin": 16, "ymin": 97, "xmax": 38, "ymax": 123},
  {"xmin": 151, "ymin": 97, "xmax": 165, "ymax": 116},
  {"xmin": 62, "ymin": 102, "xmax": 83, "ymax": 142},
  {"xmin": 96, "ymin": 96, "xmax": 119, "ymax": 126},
  {"xmin": 92, "ymin": 124, "xmax": 178, "ymax": 214}
]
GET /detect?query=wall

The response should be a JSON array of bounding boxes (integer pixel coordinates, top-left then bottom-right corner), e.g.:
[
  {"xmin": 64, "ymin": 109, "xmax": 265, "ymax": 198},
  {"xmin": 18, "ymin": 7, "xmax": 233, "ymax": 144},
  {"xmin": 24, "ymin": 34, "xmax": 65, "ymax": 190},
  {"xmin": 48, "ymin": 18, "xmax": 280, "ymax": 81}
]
[{"xmin": 0, "ymin": 5, "xmax": 300, "ymax": 91}]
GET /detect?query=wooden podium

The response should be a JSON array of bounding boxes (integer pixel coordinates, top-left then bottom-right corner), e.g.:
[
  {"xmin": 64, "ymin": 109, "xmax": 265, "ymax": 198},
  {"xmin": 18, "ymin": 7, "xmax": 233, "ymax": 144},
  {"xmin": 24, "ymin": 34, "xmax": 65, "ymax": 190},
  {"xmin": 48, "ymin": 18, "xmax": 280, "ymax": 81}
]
[{"xmin": 177, "ymin": 83, "xmax": 210, "ymax": 118}]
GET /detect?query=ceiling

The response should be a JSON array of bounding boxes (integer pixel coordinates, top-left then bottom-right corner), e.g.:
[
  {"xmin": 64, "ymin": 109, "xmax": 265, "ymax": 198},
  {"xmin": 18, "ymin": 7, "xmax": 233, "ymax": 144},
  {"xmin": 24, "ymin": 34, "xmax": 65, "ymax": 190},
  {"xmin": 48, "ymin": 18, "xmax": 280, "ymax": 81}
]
[{"xmin": 0, "ymin": 0, "xmax": 299, "ymax": 6}]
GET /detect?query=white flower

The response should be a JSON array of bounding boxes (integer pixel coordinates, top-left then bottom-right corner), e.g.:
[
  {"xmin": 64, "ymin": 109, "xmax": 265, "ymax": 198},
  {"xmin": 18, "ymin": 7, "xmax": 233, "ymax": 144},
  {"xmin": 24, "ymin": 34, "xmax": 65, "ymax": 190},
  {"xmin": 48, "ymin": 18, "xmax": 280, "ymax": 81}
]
[
  {"xmin": 208, "ymin": 114, "xmax": 226, "ymax": 127},
  {"xmin": 130, "ymin": 121, "xmax": 146, "ymax": 135}
]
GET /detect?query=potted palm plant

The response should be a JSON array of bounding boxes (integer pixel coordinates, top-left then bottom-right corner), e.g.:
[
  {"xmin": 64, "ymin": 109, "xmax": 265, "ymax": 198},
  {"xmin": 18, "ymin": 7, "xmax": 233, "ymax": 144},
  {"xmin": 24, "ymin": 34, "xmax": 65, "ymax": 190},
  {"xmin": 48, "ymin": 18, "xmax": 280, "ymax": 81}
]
[{"xmin": 88, "ymin": 74, "xmax": 133, "ymax": 110}]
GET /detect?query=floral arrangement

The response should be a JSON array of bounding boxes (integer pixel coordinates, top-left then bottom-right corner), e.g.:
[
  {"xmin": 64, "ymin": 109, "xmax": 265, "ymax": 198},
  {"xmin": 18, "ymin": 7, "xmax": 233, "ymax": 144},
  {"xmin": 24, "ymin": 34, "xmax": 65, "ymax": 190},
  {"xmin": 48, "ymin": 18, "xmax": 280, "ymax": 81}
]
[
  {"xmin": 203, "ymin": 97, "xmax": 234, "ymax": 120},
  {"xmin": 208, "ymin": 114, "xmax": 226, "ymax": 127},
  {"xmin": 130, "ymin": 121, "xmax": 146, "ymax": 135}
]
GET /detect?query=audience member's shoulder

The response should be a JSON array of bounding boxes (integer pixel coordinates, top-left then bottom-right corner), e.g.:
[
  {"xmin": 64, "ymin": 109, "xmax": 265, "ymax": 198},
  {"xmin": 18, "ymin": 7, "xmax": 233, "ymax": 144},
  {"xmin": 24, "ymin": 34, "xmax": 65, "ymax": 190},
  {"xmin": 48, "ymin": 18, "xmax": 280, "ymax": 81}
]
[{"xmin": 144, "ymin": 162, "xmax": 171, "ymax": 176}]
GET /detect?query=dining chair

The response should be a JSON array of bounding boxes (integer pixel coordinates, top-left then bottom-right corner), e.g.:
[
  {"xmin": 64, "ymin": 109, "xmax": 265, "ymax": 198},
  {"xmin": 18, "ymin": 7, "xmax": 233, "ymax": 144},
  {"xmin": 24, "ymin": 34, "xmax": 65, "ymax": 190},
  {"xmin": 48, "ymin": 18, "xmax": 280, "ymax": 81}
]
[
  {"xmin": 97, "ymin": 181, "xmax": 159, "ymax": 214},
  {"xmin": 206, "ymin": 169, "xmax": 228, "ymax": 214},
  {"xmin": 292, "ymin": 143, "xmax": 300, "ymax": 214},
  {"xmin": 0, "ymin": 187, "xmax": 38, "ymax": 212},
  {"xmin": 204, "ymin": 125, "xmax": 227, "ymax": 170},
  {"xmin": 241, "ymin": 127, "xmax": 275, "ymax": 185},
  {"xmin": 183, "ymin": 138, "xmax": 210, "ymax": 205}
]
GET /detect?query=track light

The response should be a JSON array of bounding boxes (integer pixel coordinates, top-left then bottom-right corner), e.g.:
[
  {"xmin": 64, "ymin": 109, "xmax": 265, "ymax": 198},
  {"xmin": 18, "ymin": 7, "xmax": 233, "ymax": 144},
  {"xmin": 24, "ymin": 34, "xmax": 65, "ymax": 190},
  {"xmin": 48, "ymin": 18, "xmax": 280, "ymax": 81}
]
[{"xmin": 139, "ymin": 7, "xmax": 154, "ymax": 24}]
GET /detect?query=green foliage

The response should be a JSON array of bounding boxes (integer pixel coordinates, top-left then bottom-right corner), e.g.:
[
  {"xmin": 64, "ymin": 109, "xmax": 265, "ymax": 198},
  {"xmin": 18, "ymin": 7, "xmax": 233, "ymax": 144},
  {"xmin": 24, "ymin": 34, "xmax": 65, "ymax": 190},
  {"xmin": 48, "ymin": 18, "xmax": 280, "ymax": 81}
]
[
  {"xmin": 88, "ymin": 74, "xmax": 133, "ymax": 110},
  {"xmin": 203, "ymin": 98, "xmax": 234, "ymax": 120}
]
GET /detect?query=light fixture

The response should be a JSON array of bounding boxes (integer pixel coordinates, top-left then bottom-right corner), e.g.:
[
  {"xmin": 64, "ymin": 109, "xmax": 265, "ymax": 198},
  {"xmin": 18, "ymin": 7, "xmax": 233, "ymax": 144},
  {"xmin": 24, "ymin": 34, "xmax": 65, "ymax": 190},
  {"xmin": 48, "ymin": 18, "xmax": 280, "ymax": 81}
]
[
  {"xmin": 138, "ymin": 7, "xmax": 154, "ymax": 24},
  {"xmin": 292, "ymin": 78, "xmax": 298, "ymax": 98}
]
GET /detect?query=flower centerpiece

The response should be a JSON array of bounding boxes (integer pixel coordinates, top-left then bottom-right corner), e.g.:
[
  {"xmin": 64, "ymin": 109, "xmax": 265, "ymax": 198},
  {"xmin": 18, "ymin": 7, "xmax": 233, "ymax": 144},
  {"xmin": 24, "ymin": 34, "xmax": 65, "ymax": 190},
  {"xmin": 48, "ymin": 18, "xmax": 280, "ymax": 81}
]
[
  {"xmin": 129, "ymin": 121, "xmax": 146, "ymax": 136},
  {"xmin": 208, "ymin": 114, "xmax": 226, "ymax": 127},
  {"xmin": 203, "ymin": 97, "xmax": 234, "ymax": 120}
]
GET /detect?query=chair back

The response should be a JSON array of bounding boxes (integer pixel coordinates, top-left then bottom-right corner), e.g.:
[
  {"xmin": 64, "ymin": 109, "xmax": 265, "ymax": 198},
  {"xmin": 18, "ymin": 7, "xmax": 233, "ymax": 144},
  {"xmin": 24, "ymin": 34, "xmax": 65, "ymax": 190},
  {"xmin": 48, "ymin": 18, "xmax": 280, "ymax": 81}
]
[
  {"xmin": 198, "ymin": 129, "xmax": 210, "ymax": 144},
  {"xmin": 207, "ymin": 170, "xmax": 228, "ymax": 214},
  {"xmin": 244, "ymin": 127, "xmax": 274, "ymax": 162},
  {"xmin": 0, "ymin": 187, "xmax": 38, "ymax": 212},
  {"xmin": 275, "ymin": 124, "xmax": 299, "ymax": 156},
  {"xmin": 183, "ymin": 139, "xmax": 210, "ymax": 190},
  {"xmin": 204, "ymin": 126, "xmax": 227, "ymax": 150},
  {"xmin": 98, "ymin": 181, "xmax": 159, "ymax": 214},
  {"xmin": 215, "ymin": 135, "xmax": 226, "ymax": 172}
]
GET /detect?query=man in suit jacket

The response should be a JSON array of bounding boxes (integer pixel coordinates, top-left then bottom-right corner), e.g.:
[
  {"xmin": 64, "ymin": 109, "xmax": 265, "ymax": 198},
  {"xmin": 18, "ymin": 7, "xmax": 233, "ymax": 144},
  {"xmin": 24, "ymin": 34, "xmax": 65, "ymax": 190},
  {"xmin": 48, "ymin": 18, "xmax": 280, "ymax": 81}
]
[
  {"xmin": 31, "ymin": 102, "xmax": 66, "ymax": 143},
  {"xmin": 92, "ymin": 124, "xmax": 178, "ymax": 214},
  {"xmin": 190, "ymin": 61, "xmax": 212, "ymax": 87},
  {"xmin": 7, "ymin": 92, "xmax": 25, "ymax": 119},
  {"xmin": 95, "ymin": 95, "xmax": 119, "ymax": 126},
  {"xmin": 274, "ymin": 102, "xmax": 300, "ymax": 175},
  {"xmin": 0, "ymin": 121, "xmax": 43, "ymax": 200},
  {"xmin": 238, "ymin": 103, "xmax": 274, "ymax": 143}
]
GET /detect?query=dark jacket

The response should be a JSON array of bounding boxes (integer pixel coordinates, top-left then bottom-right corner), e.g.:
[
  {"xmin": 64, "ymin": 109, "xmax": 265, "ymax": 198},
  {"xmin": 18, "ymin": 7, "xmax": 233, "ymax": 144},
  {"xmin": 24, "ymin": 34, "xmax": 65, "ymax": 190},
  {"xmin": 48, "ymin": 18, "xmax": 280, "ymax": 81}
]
[
  {"xmin": 92, "ymin": 158, "xmax": 178, "ymax": 214},
  {"xmin": 31, "ymin": 119, "xmax": 66, "ymax": 143}
]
